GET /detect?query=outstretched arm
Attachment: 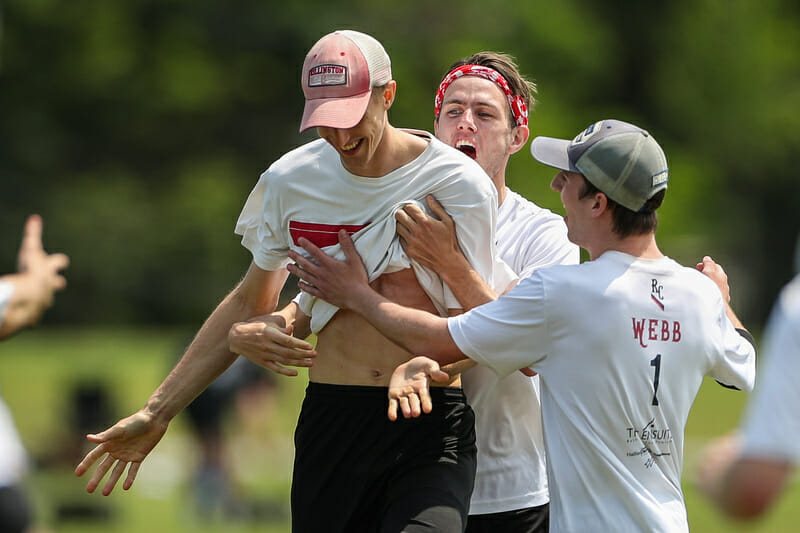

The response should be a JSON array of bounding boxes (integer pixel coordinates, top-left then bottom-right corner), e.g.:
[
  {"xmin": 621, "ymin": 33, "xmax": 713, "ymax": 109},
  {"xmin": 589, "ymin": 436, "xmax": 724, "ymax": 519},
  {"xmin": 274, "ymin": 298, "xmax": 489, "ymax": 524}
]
[
  {"xmin": 0, "ymin": 215, "xmax": 69, "ymax": 339},
  {"xmin": 695, "ymin": 433, "xmax": 794, "ymax": 520},
  {"xmin": 286, "ymin": 230, "xmax": 464, "ymax": 365},
  {"xmin": 75, "ymin": 263, "xmax": 289, "ymax": 495},
  {"xmin": 396, "ymin": 195, "xmax": 496, "ymax": 310}
]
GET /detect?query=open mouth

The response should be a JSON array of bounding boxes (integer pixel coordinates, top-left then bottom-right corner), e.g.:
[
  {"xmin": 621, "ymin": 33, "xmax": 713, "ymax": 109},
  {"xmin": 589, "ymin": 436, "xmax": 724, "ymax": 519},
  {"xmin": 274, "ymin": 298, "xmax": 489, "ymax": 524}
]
[
  {"xmin": 455, "ymin": 140, "xmax": 477, "ymax": 160},
  {"xmin": 341, "ymin": 139, "xmax": 363, "ymax": 154}
]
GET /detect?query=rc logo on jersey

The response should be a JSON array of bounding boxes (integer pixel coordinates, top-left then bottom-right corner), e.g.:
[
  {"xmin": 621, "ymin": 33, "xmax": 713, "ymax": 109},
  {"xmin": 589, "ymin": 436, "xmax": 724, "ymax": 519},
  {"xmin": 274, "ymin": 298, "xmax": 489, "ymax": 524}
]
[
  {"xmin": 650, "ymin": 278, "xmax": 665, "ymax": 310},
  {"xmin": 308, "ymin": 64, "xmax": 347, "ymax": 87}
]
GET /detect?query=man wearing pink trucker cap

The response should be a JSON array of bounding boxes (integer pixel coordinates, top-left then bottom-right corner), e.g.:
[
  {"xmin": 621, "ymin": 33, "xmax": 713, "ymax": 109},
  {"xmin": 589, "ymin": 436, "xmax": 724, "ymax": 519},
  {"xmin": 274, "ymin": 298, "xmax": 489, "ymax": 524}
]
[
  {"xmin": 283, "ymin": 118, "xmax": 757, "ymax": 532},
  {"xmin": 75, "ymin": 29, "xmax": 514, "ymax": 532}
]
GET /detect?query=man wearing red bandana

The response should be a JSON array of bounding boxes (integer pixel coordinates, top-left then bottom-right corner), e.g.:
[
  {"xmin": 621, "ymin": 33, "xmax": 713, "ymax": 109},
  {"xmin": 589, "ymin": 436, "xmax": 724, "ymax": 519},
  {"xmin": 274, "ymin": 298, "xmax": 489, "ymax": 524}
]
[{"xmin": 398, "ymin": 53, "xmax": 578, "ymax": 532}]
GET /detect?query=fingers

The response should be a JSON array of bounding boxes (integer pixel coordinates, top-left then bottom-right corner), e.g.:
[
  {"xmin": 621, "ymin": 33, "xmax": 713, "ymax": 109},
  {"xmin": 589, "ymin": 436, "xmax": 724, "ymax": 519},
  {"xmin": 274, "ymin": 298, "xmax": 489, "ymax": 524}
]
[
  {"xmin": 20, "ymin": 214, "xmax": 44, "ymax": 257},
  {"xmin": 425, "ymin": 195, "xmax": 450, "ymax": 223},
  {"xmin": 419, "ymin": 387, "xmax": 434, "ymax": 414},
  {"xmin": 398, "ymin": 395, "xmax": 411, "ymax": 418},
  {"xmin": 387, "ymin": 398, "xmax": 399, "ymax": 421},
  {"xmin": 408, "ymin": 391, "xmax": 421, "ymax": 417},
  {"xmin": 337, "ymin": 229, "xmax": 360, "ymax": 264},
  {"xmin": 75, "ymin": 443, "xmax": 107, "ymax": 477},
  {"xmin": 102, "ymin": 459, "xmax": 128, "ymax": 496},
  {"xmin": 123, "ymin": 462, "xmax": 140, "ymax": 490},
  {"xmin": 264, "ymin": 361, "xmax": 300, "ymax": 377},
  {"xmin": 86, "ymin": 454, "xmax": 115, "ymax": 493}
]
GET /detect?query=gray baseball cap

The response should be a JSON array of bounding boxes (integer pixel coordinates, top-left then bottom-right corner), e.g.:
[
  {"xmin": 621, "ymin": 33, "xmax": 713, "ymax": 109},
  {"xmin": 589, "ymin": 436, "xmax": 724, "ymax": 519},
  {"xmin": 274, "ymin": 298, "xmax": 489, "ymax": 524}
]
[{"xmin": 530, "ymin": 119, "xmax": 669, "ymax": 212}]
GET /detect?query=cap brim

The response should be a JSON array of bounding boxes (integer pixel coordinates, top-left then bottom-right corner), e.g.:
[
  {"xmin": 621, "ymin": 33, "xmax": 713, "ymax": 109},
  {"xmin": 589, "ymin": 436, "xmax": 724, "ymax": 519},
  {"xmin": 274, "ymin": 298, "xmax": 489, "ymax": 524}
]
[
  {"xmin": 299, "ymin": 91, "xmax": 372, "ymax": 133},
  {"xmin": 530, "ymin": 136, "xmax": 578, "ymax": 172}
]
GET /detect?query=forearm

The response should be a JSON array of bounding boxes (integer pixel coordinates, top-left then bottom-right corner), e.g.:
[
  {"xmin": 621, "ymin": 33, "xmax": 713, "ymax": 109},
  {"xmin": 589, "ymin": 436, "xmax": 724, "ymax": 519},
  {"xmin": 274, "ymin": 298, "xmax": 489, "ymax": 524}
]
[
  {"xmin": 349, "ymin": 285, "xmax": 465, "ymax": 365},
  {"xmin": 437, "ymin": 254, "xmax": 497, "ymax": 310},
  {"xmin": 147, "ymin": 266, "xmax": 287, "ymax": 422}
]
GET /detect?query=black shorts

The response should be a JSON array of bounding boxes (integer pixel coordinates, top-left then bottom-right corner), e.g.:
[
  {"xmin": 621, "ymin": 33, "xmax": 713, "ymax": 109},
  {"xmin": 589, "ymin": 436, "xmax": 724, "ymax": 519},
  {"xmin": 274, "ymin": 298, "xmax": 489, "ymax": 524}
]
[
  {"xmin": 0, "ymin": 484, "xmax": 33, "ymax": 533},
  {"xmin": 466, "ymin": 503, "xmax": 549, "ymax": 533},
  {"xmin": 291, "ymin": 382, "xmax": 476, "ymax": 533}
]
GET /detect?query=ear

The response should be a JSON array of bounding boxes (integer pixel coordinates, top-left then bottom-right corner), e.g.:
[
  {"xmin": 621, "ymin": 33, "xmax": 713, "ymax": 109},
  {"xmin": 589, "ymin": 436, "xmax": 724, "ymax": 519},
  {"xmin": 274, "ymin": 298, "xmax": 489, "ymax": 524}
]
[
  {"xmin": 433, "ymin": 117, "xmax": 439, "ymax": 137},
  {"xmin": 507, "ymin": 125, "xmax": 530, "ymax": 156},
  {"xmin": 590, "ymin": 192, "xmax": 610, "ymax": 219},
  {"xmin": 382, "ymin": 80, "xmax": 397, "ymax": 109}
]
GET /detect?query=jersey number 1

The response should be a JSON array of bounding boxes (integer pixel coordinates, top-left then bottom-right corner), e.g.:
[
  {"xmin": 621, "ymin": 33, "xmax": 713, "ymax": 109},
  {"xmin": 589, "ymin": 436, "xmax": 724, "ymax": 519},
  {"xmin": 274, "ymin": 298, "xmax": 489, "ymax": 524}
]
[{"xmin": 650, "ymin": 354, "xmax": 661, "ymax": 406}]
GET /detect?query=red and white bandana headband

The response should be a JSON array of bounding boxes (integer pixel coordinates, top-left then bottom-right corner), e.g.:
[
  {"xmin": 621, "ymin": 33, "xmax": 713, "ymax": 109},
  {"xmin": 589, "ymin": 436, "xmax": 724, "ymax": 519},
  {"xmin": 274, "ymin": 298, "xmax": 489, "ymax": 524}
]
[{"xmin": 434, "ymin": 65, "xmax": 528, "ymax": 127}]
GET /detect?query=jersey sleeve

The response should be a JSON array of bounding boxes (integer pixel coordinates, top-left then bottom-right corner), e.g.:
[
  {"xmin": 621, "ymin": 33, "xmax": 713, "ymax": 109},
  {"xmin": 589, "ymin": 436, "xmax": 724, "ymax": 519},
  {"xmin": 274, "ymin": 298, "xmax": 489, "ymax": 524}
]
[
  {"xmin": 0, "ymin": 280, "xmax": 14, "ymax": 327},
  {"xmin": 447, "ymin": 272, "xmax": 549, "ymax": 377},
  {"xmin": 234, "ymin": 170, "xmax": 292, "ymax": 271},
  {"xmin": 439, "ymin": 179, "xmax": 516, "ymax": 301},
  {"xmin": 740, "ymin": 277, "xmax": 800, "ymax": 461},
  {"xmin": 705, "ymin": 288, "xmax": 757, "ymax": 393}
]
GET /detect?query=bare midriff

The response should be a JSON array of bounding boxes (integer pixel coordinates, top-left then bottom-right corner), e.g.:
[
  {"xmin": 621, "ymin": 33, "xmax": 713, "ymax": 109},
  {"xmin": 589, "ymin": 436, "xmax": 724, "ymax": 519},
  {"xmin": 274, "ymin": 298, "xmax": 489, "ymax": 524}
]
[{"xmin": 309, "ymin": 268, "xmax": 460, "ymax": 388}]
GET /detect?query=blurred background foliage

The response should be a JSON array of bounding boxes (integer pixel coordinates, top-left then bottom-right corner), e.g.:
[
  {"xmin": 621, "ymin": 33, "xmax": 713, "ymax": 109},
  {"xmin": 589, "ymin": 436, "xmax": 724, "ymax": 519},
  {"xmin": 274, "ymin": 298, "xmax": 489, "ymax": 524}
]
[{"xmin": 1, "ymin": 0, "xmax": 798, "ymax": 328}]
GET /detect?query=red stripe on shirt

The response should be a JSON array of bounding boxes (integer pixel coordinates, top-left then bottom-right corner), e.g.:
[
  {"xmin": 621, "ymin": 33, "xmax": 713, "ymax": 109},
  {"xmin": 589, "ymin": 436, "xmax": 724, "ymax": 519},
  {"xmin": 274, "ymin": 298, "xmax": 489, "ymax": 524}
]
[{"xmin": 289, "ymin": 221, "xmax": 368, "ymax": 248}]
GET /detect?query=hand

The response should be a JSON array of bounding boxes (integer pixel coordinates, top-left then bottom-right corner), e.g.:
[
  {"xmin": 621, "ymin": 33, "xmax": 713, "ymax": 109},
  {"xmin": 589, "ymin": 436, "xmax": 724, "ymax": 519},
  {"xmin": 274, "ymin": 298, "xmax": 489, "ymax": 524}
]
[
  {"xmin": 287, "ymin": 230, "xmax": 370, "ymax": 310},
  {"xmin": 395, "ymin": 195, "xmax": 460, "ymax": 271},
  {"xmin": 696, "ymin": 256, "xmax": 731, "ymax": 303},
  {"xmin": 74, "ymin": 410, "xmax": 169, "ymax": 496},
  {"xmin": 229, "ymin": 316, "xmax": 316, "ymax": 377},
  {"xmin": 694, "ymin": 433, "xmax": 742, "ymax": 500},
  {"xmin": 387, "ymin": 356, "xmax": 450, "ymax": 421}
]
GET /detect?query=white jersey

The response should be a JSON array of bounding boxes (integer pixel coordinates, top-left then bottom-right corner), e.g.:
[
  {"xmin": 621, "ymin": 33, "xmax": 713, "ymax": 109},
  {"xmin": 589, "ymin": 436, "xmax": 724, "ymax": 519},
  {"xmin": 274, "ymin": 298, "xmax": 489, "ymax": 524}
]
[
  {"xmin": 741, "ymin": 273, "xmax": 800, "ymax": 462},
  {"xmin": 462, "ymin": 189, "xmax": 578, "ymax": 515},
  {"xmin": 448, "ymin": 251, "xmax": 756, "ymax": 532},
  {"xmin": 235, "ymin": 131, "xmax": 513, "ymax": 332},
  {"xmin": 0, "ymin": 281, "xmax": 29, "ymax": 488}
]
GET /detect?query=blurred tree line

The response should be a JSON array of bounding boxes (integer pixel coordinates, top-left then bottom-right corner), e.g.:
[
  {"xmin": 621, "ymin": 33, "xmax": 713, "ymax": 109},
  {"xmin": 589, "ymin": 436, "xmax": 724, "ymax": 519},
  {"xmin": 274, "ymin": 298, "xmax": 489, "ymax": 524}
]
[{"xmin": 0, "ymin": 0, "xmax": 797, "ymax": 328}]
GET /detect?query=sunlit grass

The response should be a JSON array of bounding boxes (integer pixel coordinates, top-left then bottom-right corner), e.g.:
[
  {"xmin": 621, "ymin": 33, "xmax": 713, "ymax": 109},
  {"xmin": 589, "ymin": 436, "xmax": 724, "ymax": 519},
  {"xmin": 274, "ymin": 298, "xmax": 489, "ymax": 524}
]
[{"xmin": 1, "ymin": 327, "xmax": 798, "ymax": 532}]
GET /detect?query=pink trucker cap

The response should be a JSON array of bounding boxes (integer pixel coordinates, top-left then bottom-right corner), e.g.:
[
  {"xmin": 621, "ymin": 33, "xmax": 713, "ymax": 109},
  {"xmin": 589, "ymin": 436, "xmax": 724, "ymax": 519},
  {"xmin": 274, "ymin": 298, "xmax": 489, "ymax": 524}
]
[{"xmin": 299, "ymin": 30, "xmax": 392, "ymax": 132}]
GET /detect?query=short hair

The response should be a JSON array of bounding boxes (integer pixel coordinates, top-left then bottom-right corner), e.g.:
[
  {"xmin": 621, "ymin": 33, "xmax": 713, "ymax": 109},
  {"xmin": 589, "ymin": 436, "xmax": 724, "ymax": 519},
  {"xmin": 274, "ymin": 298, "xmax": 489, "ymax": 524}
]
[
  {"xmin": 442, "ymin": 51, "xmax": 537, "ymax": 128},
  {"xmin": 579, "ymin": 176, "xmax": 665, "ymax": 238}
]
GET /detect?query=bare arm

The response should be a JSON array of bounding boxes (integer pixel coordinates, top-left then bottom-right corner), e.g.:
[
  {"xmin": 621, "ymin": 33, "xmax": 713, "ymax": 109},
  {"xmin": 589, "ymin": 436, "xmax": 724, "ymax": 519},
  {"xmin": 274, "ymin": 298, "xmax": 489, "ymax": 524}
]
[
  {"xmin": 229, "ymin": 301, "xmax": 316, "ymax": 377},
  {"xmin": 396, "ymin": 195, "xmax": 496, "ymax": 310},
  {"xmin": 286, "ymin": 230, "xmax": 465, "ymax": 366},
  {"xmin": 75, "ymin": 262, "xmax": 289, "ymax": 495},
  {"xmin": 0, "ymin": 215, "xmax": 69, "ymax": 339},
  {"xmin": 696, "ymin": 433, "xmax": 794, "ymax": 520}
]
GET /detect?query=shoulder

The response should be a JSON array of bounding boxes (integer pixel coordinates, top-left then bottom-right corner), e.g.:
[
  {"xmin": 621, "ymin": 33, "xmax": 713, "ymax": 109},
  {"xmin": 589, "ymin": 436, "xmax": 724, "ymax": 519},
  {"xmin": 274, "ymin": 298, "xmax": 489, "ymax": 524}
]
[{"xmin": 265, "ymin": 139, "xmax": 332, "ymax": 176}]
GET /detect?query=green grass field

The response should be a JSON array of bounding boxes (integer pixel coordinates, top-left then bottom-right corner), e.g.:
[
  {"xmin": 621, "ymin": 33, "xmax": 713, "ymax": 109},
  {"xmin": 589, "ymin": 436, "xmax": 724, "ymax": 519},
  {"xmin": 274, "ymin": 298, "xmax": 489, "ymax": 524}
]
[{"xmin": 1, "ymin": 327, "xmax": 798, "ymax": 532}]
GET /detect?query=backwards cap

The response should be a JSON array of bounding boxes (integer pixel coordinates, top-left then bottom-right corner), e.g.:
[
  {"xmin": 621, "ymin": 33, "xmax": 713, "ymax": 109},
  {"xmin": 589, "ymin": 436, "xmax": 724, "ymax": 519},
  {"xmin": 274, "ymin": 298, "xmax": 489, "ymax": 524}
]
[
  {"xmin": 530, "ymin": 119, "xmax": 669, "ymax": 212},
  {"xmin": 299, "ymin": 30, "xmax": 392, "ymax": 133}
]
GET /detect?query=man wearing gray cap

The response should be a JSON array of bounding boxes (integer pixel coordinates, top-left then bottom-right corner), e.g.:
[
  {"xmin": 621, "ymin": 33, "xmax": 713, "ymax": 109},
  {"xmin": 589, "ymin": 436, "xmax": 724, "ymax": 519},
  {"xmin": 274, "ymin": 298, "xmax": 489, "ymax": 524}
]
[{"xmin": 284, "ymin": 119, "xmax": 758, "ymax": 532}]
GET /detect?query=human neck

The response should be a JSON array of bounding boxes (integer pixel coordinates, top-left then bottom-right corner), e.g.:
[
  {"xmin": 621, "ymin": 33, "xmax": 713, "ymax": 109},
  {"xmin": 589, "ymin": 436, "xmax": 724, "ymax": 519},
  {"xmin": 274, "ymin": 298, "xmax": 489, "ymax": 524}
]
[
  {"xmin": 587, "ymin": 232, "xmax": 662, "ymax": 261},
  {"xmin": 346, "ymin": 125, "xmax": 428, "ymax": 178}
]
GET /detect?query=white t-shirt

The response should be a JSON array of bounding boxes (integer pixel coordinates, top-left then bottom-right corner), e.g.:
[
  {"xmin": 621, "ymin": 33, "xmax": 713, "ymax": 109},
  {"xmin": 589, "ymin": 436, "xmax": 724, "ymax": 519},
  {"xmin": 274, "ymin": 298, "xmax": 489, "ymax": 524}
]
[
  {"xmin": 235, "ymin": 131, "xmax": 514, "ymax": 332},
  {"xmin": 741, "ymin": 273, "xmax": 800, "ymax": 462},
  {"xmin": 449, "ymin": 251, "xmax": 756, "ymax": 532},
  {"xmin": 462, "ymin": 189, "xmax": 578, "ymax": 515},
  {"xmin": 0, "ymin": 281, "xmax": 29, "ymax": 487}
]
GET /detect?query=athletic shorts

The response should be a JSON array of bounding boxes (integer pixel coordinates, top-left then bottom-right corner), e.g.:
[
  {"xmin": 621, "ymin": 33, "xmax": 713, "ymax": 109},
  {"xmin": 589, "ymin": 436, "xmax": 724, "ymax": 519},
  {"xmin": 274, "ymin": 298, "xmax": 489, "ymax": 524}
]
[
  {"xmin": 291, "ymin": 382, "xmax": 477, "ymax": 533},
  {"xmin": 0, "ymin": 484, "xmax": 33, "ymax": 533},
  {"xmin": 466, "ymin": 502, "xmax": 549, "ymax": 533}
]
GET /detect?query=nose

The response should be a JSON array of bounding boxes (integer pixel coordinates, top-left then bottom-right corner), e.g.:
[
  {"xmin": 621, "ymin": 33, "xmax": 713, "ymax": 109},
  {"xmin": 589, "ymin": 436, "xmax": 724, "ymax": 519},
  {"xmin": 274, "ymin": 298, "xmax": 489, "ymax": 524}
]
[{"xmin": 458, "ymin": 109, "xmax": 477, "ymax": 132}]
